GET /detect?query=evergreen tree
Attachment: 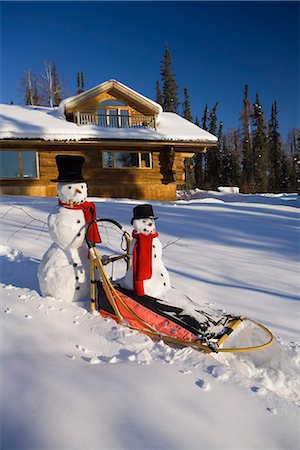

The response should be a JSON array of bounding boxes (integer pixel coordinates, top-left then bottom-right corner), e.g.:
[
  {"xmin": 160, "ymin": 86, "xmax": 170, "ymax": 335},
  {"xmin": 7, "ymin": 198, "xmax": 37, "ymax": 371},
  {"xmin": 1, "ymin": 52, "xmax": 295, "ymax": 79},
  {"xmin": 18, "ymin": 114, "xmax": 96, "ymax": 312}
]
[
  {"xmin": 221, "ymin": 130, "xmax": 241, "ymax": 186},
  {"xmin": 77, "ymin": 71, "xmax": 85, "ymax": 94},
  {"xmin": 155, "ymin": 80, "xmax": 163, "ymax": 106},
  {"xmin": 194, "ymin": 115, "xmax": 203, "ymax": 187},
  {"xmin": 240, "ymin": 84, "xmax": 253, "ymax": 192},
  {"xmin": 160, "ymin": 46, "xmax": 179, "ymax": 112},
  {"xmin": 214, "ymin": 120, "xmax": 223, "ymax": 186},
  {"xmin": 268, "ymin": 100, "xmax": 282, "ymax": 191},
  {"xmin": 209, "ymin": 101, "xmax": 219, "ymax": 135},
  {"xmin": 81, "ymin": 72, "xmax": 85, "ymax": 92},
  {"xmin": 182, "ymin": 87, "xmax": 193, "ymax": 122},
  {"xmin": 251, "ymin": 93, "xmax": 268, "ymax": 192},
  {"xmin": 52, "ymin": 62, "xmax": 62, "ymax": 106},
  {"xmin": 198, "ymin": 104, "xmax": 209, "ymax": 186},
  {"xmin": 288, "ymin": 129, "xmax": 300, "ymax": 193},
  {"xmin": 279, "ymin": 151, "xmax": 289, "ymax": 191},
  {"xmin": 77, "ymin": 72, "xmax": 81, "ymax": 94},
  {"xmin": 205, "ymin": 103, "xmax": 220, "ymax": 189},
  {"xmin": 201, "ymin": 104, "xmax": 209, "ymax": 130}
]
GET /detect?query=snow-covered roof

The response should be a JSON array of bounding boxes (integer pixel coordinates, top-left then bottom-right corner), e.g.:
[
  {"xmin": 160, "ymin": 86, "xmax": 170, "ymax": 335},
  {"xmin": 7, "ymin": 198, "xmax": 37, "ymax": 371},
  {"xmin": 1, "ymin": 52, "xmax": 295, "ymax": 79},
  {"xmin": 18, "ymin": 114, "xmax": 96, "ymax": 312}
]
[
  {"xmin": 0, "ymin": 104, "xmax": 218, "ymax": 144},
  {"xmin": 61, "ymin": 79, "xmax": 163, "ymax": 116}
]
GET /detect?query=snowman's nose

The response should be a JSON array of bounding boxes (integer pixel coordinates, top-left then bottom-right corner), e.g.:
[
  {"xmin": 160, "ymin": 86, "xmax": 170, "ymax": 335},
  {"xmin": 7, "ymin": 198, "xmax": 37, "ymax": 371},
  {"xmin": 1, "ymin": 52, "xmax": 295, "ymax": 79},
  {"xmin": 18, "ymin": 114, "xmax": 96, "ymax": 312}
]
[
  {"xmin": 75, "ymin": 188, "xmax": 82, "ymax": 194},
  {"xmin": 148, "ymin": 222, "xmax": 153, "ymax": 226}
]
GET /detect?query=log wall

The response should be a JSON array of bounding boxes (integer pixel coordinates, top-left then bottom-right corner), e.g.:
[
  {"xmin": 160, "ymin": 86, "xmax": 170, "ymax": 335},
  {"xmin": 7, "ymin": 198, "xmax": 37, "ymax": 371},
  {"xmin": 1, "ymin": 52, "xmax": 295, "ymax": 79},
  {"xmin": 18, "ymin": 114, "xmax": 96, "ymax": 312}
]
[{"xmin": 0, "ymin": 143, "xmax": 181, "ymax": 201}]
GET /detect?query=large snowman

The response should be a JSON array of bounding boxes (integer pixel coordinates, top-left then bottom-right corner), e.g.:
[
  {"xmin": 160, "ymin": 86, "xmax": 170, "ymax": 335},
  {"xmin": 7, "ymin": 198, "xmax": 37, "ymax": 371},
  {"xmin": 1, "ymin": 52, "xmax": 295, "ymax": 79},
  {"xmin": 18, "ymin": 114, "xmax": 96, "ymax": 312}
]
[
  {"xmin": 38, "ymin": 155, "xmax": 100, "ymax": 303},
  {"xmin": 118, "ymin": 204, "xmax": 171, "ymax": 298}
]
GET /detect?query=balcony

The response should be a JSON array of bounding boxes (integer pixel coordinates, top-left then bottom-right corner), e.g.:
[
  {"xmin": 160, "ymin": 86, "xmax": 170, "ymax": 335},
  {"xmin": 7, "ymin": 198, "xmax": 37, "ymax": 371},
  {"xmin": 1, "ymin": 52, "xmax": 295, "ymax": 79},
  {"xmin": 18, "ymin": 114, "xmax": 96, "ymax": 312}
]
[{"xmin": 74, "ymin": 112, "xmax": 156, "ymax": 130}]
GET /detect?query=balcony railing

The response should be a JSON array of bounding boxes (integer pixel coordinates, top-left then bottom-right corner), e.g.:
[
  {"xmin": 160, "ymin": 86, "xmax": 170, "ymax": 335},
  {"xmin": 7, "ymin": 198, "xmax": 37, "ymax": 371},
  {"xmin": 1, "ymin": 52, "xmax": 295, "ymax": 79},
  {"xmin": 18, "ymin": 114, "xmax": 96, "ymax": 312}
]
[{"xmin": 74, "ymin": 112, "xmax": 156, "ymax": 130}]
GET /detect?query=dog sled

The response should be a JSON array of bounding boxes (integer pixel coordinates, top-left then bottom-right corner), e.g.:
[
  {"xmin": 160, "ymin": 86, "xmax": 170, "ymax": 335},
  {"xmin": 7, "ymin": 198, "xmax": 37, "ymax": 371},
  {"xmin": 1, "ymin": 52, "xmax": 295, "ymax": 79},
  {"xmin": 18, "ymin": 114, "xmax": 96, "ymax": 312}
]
[{"xmin": 86, "ymin": 219, "xmax": 274, "ymax": 354}]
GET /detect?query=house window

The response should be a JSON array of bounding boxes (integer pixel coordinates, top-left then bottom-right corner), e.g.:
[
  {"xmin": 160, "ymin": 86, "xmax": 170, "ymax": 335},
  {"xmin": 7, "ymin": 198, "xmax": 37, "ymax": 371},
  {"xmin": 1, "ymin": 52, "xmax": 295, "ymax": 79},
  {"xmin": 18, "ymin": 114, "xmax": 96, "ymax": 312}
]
[
  {"xmin": 0, "ymin": 150, "xmax": 38, "ymax": 179},
  {"xmin": 103, "ymin": 152, "xmax": 152, "ymax": 169},
  {"xmin": 97, "ymin": 100, "xmax": 130, "ymax": 128}
]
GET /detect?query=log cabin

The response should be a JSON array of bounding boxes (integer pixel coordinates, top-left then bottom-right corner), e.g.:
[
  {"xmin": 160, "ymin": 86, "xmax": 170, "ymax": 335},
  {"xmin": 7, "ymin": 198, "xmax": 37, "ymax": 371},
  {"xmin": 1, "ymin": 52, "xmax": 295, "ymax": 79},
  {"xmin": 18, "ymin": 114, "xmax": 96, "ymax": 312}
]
[{"xmin": 0, "ymin": 79, "xmax": 217, "ymax": 201}]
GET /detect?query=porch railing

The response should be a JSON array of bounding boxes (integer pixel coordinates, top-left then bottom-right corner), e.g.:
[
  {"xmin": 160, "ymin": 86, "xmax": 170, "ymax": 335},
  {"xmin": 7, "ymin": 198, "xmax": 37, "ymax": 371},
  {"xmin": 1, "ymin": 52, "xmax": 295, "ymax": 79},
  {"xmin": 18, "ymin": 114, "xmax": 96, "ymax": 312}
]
[{"xmin": 74, "ymin": 112, "xmax": 156, "ymax": 130}]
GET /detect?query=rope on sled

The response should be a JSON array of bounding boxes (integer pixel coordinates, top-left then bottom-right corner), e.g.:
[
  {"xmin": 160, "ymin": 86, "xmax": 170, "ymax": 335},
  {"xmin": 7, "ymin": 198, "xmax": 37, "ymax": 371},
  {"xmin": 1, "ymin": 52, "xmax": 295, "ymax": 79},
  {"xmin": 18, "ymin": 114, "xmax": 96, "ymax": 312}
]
[{"xmin": 88, "ymin": 242, "xmax": 274, "ymax": 354}]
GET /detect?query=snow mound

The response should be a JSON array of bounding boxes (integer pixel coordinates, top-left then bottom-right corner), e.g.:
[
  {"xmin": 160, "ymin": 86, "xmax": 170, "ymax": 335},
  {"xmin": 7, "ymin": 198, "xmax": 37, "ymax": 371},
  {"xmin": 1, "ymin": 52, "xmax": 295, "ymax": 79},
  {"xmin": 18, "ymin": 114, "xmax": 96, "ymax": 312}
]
[
  {"xmin": 199, "ymin": 198, "xmax": 225, "ymax": 204},
  {"xmin": 0, "ymin": 244, "xmax": 40, "ymax": 291}
]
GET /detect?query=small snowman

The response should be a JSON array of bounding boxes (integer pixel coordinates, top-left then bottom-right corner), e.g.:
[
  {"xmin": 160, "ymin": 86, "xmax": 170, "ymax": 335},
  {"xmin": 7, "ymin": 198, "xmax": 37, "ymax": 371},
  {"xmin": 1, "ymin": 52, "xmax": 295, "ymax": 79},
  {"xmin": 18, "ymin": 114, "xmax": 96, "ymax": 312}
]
[
  {"xmin": 118, "ymin": 204, "xmax": 171, "ymax": 298},
  {"xmin": 38, "ymin": 155, "xmax": 100, "ymax": 303}
]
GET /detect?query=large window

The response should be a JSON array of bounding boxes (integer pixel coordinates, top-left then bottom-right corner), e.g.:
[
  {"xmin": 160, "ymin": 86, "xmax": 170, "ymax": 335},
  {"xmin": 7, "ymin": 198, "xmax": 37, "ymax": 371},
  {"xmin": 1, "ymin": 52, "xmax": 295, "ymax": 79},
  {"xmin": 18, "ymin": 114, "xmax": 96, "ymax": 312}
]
[
  {"xmin": 97, "ymin": 100, "xmax": 130, "ymax": 128},
  {"xmin": 103, "ymin": 152, "xmax": 152, "ymax": 169},
  {"xmin": 0, "ymin": 150, "xmax": 38, "ymax": 179}
]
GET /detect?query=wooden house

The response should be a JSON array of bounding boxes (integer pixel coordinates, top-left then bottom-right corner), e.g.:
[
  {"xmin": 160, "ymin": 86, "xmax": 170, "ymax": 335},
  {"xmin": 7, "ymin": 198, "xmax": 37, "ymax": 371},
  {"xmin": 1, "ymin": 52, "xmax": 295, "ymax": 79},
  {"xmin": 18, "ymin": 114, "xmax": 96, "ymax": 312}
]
[{"xmin": 0, "ymin": 79, "xmax": 217, "ymax": 201}]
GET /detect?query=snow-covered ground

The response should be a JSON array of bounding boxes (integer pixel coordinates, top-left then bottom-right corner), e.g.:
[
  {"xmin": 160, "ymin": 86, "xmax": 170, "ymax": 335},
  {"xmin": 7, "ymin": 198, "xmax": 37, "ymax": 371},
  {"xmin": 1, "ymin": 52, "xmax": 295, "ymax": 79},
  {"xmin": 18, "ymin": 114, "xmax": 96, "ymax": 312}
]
[{"xmin": 1, "ymin": 191, "xmax": 299, "ymax": 449}]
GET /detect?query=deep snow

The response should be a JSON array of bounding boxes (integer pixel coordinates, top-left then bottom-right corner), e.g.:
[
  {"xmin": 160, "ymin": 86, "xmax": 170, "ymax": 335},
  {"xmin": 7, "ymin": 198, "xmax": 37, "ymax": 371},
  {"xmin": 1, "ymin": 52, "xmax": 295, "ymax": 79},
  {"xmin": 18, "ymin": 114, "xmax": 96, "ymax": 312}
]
[
  {"xmin": 0, "ymin": 104, "xmax": 217, "ymax": 143},
  {"xmin": 0, "ymin": 191, "xmax": 299, "ymax": 449}
]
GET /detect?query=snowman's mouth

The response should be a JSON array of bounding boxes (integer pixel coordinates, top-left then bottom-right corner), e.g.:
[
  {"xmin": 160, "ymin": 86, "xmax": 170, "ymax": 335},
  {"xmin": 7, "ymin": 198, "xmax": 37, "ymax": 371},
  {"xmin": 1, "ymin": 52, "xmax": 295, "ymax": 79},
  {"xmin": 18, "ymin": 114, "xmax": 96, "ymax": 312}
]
[{"xmin": 68, "ymin": 199, "xmax": 84, "ymax": 206}]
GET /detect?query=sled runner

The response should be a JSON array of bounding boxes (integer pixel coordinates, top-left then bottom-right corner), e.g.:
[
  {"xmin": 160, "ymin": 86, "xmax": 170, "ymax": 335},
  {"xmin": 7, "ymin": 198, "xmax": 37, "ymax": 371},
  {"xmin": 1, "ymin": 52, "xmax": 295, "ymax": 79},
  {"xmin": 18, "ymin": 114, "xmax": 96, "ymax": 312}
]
[{"xmin": 86, "ymin": 219, "xmax": 274, "ymax": 354}]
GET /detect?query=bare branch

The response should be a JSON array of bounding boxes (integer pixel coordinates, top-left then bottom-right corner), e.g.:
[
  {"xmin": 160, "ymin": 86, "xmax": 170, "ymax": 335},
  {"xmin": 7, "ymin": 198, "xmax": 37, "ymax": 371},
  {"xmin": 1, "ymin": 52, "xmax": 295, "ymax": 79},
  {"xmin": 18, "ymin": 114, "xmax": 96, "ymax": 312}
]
[
  {"xmin": 0, "ymin": 204, "xmax": 48, "ymax": 242},
  {"xmin": 0, "ymin": 204, "xmax": 47, "ymax": 225},
  {"xmin": 163, "ymin": 237, "xmax": 188, "ymax": 249}
]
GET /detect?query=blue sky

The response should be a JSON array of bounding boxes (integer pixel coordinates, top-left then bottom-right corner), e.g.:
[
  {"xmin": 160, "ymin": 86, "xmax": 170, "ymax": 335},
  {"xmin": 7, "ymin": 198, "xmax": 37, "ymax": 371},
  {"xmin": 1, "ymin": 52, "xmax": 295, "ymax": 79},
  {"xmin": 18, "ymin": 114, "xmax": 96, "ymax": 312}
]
[{"xmin": 1, "ymin": 1, "xmax": 299, "ymax": 137}]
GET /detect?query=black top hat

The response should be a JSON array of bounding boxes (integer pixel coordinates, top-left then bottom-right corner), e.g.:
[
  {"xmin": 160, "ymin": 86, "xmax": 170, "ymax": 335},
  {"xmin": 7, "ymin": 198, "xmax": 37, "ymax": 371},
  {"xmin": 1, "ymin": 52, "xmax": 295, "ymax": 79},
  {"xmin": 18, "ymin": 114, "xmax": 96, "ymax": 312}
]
[
  {"xmin": 131, "ymin": 204, "xmax": 157, "ymax": 224},
  {"xmin": 51, "ymin": 155, "xmax": 86, "ymax": 183}
]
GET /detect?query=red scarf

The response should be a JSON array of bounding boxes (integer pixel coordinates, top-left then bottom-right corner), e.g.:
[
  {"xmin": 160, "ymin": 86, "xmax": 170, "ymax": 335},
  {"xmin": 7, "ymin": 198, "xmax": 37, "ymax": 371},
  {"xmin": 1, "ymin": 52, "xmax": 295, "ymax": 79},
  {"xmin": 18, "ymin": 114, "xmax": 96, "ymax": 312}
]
[
  {"xmin": 132, "ymin": 230, "xmax": 158, "ymax": 296},
  {"xmin": 58, "ymin": 200, "xmax": 101, "ymax": 245}
]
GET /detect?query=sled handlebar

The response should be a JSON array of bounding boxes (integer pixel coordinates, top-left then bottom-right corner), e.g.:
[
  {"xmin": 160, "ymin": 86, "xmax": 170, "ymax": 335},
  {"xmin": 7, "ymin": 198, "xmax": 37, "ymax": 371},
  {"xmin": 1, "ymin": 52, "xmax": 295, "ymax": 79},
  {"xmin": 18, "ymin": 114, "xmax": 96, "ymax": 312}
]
[{"xmin": 85, "ymin": 218, "xmax": 130, "ymax": 249}]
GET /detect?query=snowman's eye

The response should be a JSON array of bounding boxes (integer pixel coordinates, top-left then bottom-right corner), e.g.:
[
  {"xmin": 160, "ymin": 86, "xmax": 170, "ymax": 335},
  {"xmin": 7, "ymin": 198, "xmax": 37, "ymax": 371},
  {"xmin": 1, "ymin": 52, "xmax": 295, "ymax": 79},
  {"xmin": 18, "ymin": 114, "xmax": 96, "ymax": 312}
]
[
  {"xmin": 143, "ymin": 220, "xmax": 146, "ymax": 223},
  {"xmin": 81, "ymin": 185, "xmax": 84, "ymax": 189},
  {"xmin": 68, "ymin": 186, "xmax": 71, "ymax": 189}
]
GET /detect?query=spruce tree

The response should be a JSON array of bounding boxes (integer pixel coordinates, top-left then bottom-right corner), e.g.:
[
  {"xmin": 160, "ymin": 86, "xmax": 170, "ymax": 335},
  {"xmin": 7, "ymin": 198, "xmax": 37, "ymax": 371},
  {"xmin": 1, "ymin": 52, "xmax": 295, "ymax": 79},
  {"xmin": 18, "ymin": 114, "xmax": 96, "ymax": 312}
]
[
  {"xmin": 182, "ymin": 87, "xmax": 193, "ymax": 122},
  {"xmin": 205, "ymin": 102, "xmax": 220, "ymax": 189},
  {"xmin": 81, "ymin": 72, "xmax": 85, "ymax": 92},
  {"xmin": 221, "ymin": 130, "xmax": 241, "ymax": 187},
  {"xmin": 194, "ymin": 115, "xmax": 203, "ymax": 187},
  {"xmin": 199, "ymin": 104, "xmax": 209, "ymax": 186},
  {"xmin": 201, "ymin": 104, "xmax": 209, "ymax": 130},
  {"xmin": 268, "ymin": 100, "xmax": 282, "ymax": 191},
  {"xmin": 252, "ymin": 93, "xmax": 268, "ymax": 192},
  {"xmin": 209, "ymin": 101, "xmax": 219, "ymax": 135},
  {"xmin": 160, "ymin": 46, "xmax": 179, "ymax": 112},
  {"xmin": 279, "ymin": 151, "xmax": 289, "ymax": 191},
  {"xmin": 240, "ymin": 84, "xmax": 253, "ymax": 192},
  {"xmin": 155, "ymin": 80, "xmax": 163, "ymax": 106},
  {"xmin": 77, "ymin": 72, "xmax": 81, "ymax": 94},
  {"xmin": 52, "ymin": 62, "xmax": 62, "ymax": 106},
  {"xmin": 288, "ymin": 129, "xmax": 300, "ymax": 193},
  {"xmin": 214, "ymin": 120, "xmax": 223, "ymax": 187}
]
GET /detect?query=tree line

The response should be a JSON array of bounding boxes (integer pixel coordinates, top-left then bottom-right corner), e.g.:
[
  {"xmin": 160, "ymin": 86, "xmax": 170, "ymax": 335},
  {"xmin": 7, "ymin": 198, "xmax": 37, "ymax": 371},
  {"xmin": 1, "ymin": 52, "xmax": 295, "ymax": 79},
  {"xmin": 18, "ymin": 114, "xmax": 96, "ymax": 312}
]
[
  {"xmin": 18, "ymin": 54, "xmax": 299, "ymax": 193},
  {"xmin": 156, "ymin": 46, "xmax": 299, "ymax": 194},
  {"xmin": 19, "ymin": 61, "xmax": 85, "ymax": 107}
]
